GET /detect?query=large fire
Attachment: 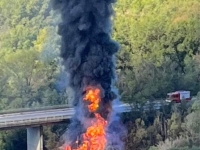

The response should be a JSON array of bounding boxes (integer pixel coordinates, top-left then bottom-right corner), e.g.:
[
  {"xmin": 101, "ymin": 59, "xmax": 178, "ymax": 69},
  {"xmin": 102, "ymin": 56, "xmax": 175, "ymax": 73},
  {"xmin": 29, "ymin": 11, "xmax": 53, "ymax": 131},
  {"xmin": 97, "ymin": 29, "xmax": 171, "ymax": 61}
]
[
  {"xmin": 65, "ymin": 88, "xmax": 108, "ymax": 150},
  {"xmin": 52, "ymin": 0, "xmax": 126, "ymax": 149}
]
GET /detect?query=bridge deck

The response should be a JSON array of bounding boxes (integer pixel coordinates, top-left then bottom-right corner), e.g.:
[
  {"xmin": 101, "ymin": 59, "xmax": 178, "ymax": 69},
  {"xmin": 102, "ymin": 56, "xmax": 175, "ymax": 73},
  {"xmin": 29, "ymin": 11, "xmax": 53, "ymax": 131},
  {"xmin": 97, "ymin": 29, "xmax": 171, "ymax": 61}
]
[
  {"xmin": 0, "ymin": 104, "xmax": 132, "ymax": 130},
  {"xmin": 0, "ymin": 108, "xmax": 74, "ymax": 130}
]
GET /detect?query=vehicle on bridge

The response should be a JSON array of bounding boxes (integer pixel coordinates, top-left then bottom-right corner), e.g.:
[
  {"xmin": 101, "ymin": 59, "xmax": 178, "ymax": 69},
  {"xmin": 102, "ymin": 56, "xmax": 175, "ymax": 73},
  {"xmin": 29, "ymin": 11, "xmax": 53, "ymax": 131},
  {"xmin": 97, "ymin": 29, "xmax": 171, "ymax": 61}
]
[{"xmin": 165, "ymin": 91, "xmax": 191, "ymax": 103}]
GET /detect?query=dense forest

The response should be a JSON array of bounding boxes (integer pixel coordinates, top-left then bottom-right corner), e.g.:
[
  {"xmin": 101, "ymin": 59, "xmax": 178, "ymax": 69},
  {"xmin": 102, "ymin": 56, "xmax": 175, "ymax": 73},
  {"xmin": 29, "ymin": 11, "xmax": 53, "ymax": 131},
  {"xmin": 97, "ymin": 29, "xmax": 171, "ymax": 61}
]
[{"xmin": 0, "ymin": 0, "xmax": 200, "ymax": 149}]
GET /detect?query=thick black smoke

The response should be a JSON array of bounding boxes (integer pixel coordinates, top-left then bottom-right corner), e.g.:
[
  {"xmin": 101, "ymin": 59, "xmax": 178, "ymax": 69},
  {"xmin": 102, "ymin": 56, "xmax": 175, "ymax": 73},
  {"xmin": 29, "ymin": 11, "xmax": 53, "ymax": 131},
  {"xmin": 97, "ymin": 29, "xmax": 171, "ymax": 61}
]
[
  {"xmin": 51, "ymin": 0, "xmax": 126, "ymax": 149},
  {"xmin": 52, "ymin": 0, "xmax": 119, "ymax": 105}
]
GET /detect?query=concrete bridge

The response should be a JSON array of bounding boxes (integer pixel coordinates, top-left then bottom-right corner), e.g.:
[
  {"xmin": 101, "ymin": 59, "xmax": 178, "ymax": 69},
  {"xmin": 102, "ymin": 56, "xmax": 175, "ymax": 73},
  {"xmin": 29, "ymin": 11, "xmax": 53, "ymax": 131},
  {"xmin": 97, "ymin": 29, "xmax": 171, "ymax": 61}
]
[{"xmin": 0, "ymin": 103, "xmax": 132, "ymax": 150}]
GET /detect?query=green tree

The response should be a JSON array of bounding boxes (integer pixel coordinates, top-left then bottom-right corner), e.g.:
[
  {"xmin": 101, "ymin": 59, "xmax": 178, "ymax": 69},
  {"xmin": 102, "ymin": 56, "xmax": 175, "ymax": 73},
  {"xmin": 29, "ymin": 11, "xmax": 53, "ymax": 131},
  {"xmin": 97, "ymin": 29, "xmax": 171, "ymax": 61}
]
[{"xmin": 113, "ymin": 0, "xmax": 200, "ymax": 103}]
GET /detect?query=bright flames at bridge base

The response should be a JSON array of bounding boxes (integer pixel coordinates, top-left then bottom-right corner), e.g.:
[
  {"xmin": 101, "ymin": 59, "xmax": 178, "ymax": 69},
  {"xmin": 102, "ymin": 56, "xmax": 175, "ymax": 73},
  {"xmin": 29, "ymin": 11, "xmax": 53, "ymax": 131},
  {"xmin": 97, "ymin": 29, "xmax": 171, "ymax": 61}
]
[{"xmin": 65, "ymin": 88, "xmax": 108, "ymax": 150}]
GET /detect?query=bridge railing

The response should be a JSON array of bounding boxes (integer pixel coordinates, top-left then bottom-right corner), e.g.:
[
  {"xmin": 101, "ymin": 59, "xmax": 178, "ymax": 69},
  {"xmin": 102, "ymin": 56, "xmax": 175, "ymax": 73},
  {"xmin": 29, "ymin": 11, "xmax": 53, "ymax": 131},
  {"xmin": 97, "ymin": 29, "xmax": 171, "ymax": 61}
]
[
  {"xmin": 0, "ymin": 104, "xmax": 71, "ymax": 115},
  {"xmin": 0, "ymin": 114, "xmax": 71, "ymax": 129}
]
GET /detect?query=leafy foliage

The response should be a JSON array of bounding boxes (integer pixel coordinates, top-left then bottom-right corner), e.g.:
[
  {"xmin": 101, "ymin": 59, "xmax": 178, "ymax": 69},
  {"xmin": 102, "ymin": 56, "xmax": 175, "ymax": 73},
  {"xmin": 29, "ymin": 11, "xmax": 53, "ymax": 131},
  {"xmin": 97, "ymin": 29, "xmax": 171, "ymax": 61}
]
[
  {"xmin": 114, "ymin": 0, "xmax": 200, "ymax": 103},
  {"xmin": 0, "ymin": 0, "xmax": 200, "ymax": 150}
]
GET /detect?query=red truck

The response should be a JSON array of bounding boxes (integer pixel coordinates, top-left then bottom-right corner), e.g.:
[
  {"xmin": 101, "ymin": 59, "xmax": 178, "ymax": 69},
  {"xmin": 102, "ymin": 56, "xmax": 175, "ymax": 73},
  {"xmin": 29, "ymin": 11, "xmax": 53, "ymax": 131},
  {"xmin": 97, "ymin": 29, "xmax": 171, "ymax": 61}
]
[{"xmin": 165, "ymin": 91, "xmax": 191, "ymax": 103}]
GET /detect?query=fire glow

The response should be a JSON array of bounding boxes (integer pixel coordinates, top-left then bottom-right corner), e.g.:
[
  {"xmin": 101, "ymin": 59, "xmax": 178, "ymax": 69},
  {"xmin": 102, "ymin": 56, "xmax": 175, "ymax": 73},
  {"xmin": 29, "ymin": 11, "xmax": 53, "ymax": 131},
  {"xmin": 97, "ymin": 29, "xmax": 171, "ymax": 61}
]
[
  {"xmin": 52, "ymin": 0, "xmax": 126, "ymax": 149},
  {"xmin": 84, "ymin": 88, "xmax": 101, "ymax": 113},
  {"xmin": 66, "ymin": 88, "xmax": 107, "ymax": 150}
]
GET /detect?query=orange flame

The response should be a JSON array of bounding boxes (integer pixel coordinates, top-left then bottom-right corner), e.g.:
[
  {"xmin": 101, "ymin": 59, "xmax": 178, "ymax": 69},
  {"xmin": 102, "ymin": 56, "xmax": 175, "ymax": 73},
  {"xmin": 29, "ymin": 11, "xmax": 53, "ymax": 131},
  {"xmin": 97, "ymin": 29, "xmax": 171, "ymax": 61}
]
[
  {"xmin": 65, "ymin": 88, "xmax": 107, "ymax": 150},
  {"xmin": 83, "ymin": 88, "xmax": 101, "ymax": 112}
]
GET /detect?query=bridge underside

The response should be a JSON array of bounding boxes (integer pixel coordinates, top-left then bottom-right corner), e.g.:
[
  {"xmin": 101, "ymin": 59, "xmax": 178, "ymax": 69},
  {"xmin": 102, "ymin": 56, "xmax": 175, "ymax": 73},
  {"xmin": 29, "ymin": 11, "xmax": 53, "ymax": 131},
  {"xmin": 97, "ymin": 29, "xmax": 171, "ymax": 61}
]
[{"xmin": 0, "ymin": 120, "xmax": 70, "ymax": 131}]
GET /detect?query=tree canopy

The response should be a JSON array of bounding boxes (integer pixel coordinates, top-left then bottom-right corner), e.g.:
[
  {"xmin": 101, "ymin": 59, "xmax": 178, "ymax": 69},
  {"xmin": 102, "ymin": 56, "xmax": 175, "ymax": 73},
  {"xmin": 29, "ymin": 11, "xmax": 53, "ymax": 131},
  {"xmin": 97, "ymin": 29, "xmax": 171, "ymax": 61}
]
[{"xmin": 0, "ymin": 0, "xmax": 200, "ymax": 149}]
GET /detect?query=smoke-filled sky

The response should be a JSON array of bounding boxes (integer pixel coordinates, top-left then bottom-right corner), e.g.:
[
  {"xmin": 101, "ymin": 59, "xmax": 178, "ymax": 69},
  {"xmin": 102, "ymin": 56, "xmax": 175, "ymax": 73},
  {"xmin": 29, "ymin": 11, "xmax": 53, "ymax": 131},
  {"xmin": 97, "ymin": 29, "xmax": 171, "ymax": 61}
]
[
  {"xmin": 51, "ymin": 0, "xmax": 126, "ymax": 149},
  {"xmin": 52, "ymin": 0, "xmax": 119, "ymax": 106}
]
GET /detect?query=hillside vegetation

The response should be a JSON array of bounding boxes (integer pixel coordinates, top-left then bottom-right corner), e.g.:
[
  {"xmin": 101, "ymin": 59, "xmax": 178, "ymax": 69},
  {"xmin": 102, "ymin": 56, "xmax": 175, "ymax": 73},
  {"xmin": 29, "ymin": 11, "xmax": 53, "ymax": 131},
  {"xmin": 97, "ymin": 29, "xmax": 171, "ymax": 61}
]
[{"xmin": 0, "ymin": 0, "xmax": 200, "ymax": 149}]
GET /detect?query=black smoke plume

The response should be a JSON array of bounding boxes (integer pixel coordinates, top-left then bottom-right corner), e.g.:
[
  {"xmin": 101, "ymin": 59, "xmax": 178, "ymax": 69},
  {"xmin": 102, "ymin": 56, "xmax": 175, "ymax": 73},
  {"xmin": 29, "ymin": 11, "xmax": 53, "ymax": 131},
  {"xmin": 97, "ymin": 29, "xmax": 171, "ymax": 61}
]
[{"xmin": 51, "ymin": 0, "xmax": 126, "ymax": 149}]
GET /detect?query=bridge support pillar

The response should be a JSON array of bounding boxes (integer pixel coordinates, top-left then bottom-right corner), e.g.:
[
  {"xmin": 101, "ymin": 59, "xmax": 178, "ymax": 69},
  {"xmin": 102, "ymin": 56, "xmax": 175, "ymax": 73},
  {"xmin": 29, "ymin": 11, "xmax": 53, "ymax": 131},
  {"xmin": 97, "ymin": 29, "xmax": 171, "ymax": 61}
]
[{"xmin": 27, "ymin": 126, "xmax": 43, "ymax": 150}]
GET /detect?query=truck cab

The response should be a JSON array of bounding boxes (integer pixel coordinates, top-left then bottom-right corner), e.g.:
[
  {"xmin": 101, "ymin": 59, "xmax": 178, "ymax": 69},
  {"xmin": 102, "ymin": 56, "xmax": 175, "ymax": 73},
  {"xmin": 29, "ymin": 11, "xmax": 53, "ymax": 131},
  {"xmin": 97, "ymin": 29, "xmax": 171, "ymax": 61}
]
[{"xmin": 166, "ymin": 91, "xmax": 191, "ymax": 103}]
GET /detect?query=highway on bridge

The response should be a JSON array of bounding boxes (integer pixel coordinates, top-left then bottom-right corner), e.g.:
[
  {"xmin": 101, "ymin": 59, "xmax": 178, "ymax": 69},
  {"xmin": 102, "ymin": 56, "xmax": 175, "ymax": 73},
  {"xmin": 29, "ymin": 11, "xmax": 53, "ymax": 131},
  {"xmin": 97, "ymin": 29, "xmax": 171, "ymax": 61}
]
[
  {"xmin": 0, "ymin": 104, "xmax": 131, "ymax": 130},
  {"xmin": 0, "ymin": 102, "xmax": 167, "ymax": 150}
]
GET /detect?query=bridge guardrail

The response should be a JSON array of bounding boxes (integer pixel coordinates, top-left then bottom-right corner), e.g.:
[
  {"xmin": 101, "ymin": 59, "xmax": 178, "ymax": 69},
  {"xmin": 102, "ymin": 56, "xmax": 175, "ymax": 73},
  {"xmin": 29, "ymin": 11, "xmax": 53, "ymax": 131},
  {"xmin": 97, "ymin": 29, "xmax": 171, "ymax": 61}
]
[
  {"xmin": 0, "ymin": 114, "xmax": 71, "ymax": 129},
  {"xmin": 0, "ymin": 104, "xmax": 71, "ymax": 115}
]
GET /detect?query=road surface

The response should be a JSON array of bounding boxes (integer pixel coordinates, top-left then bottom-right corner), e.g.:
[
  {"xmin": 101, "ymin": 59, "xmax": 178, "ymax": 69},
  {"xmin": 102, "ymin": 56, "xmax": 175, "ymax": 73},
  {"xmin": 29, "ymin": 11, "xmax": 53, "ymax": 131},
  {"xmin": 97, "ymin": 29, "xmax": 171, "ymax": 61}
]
[{"xmin": 0, "ymin": 104, "xmax": 131, "ymax": 130}]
